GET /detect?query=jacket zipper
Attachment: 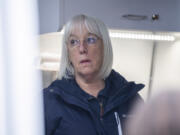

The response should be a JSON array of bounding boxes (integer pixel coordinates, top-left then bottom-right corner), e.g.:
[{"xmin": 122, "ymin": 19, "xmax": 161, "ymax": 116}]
[{"xmin": 99, "ymin": 101, "xmax": 104, "ymax": 121}]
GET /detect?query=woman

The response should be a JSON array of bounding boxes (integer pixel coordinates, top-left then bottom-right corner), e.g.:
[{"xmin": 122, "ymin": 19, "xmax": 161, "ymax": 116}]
[{"xmin": 43, "ymin": 14, "xmax": 144, "ymax": 135}]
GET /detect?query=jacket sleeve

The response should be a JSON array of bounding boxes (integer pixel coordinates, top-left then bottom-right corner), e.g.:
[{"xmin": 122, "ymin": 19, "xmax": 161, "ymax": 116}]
[{"xmin": 43, "ymin": 88, "xmax": 62, "ymax": 135}]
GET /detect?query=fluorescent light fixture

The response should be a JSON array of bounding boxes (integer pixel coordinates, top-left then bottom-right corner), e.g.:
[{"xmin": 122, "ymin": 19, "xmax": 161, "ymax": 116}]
[
  {"xmin": 60, "ymin": 29, "xmax": 175, "ymax": 41},
  {"xmin": 109, "ymin": 32, "xmax": 175, "ymax": 41}
]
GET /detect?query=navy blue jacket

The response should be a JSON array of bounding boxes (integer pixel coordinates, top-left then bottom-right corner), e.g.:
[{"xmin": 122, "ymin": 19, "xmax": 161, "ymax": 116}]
[{"xmin": 43, "ymin": 70, "xmax": 144, "ymax": 135}]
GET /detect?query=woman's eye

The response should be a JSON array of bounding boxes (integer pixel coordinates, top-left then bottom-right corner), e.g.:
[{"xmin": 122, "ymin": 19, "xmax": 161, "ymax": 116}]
[
  {"xmin": 70, "ymin": 39, "xmax": 78, "ymax": 46},
  {"xmin": 86, "ymin": 37, "xmax": 97, "ymax": 44}
]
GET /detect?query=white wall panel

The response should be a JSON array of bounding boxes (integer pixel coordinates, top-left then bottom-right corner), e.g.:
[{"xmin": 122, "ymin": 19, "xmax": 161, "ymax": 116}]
[
  {"xmin": 111, "ymin": 38, "xmax": 153, "ymax": 100},
  {"xmin": 151, "ymin": 40, "xmax": 180, "ymax": 96}
]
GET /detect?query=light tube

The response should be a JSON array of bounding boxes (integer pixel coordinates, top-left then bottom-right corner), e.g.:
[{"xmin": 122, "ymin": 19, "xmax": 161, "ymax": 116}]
[
  {"xmin": 109, "ymin": 32, "xmax": 175, "ymax": 41},
  {"xmin": 60, "ymin": 29, "xmax": 175, "ymax": 41}
]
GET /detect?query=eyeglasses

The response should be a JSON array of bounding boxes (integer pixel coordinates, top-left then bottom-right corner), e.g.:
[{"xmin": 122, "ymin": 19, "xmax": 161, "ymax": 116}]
[{"xmin": 68, "ymin": 35, "xmax": 99, "ymax": 47}]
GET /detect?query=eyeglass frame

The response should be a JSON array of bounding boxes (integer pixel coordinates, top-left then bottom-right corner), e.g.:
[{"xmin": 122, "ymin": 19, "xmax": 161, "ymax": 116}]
[{"xmin": 67, "ymin": 34, "xmax": 100, "ymax": 48}]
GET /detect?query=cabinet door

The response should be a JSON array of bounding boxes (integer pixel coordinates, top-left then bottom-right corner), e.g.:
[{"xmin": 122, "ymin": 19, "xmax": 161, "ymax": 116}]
[
  {"xmin": 38, "ymin": 0, "xmax": 60, "ymax": 34},
  {"xmin": 38, "ymin": 0, "xmax": 180, "ymax": 34},
  {"xmin": 64, "ymin": 0, "xmax": 180, "ymax": 32}
]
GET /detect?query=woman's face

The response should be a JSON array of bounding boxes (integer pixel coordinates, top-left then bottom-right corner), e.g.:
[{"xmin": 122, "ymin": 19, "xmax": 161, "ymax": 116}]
[{"xmin": 67, "ymin": 25, "xmax": 104, "ymax": 79}]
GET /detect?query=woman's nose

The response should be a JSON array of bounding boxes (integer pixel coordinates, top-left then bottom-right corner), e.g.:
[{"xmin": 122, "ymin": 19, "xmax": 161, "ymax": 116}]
[{"xmin": 79, "ymin": 41, "xmax": 87, "ymax": 54}]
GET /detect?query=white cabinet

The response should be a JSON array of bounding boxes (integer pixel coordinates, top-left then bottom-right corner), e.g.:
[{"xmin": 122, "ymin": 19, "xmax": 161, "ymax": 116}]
[
  {"xmin": 38, "ymin": 0, "xmax": 60, "ymax": 34},
  {"xmin": 38, "ymin": 0, "xmax": 180, "ymax": 34}
]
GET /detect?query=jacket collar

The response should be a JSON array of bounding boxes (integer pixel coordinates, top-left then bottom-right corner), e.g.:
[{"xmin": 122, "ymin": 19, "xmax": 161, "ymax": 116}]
[
  {"xmin": 104, "ymin": 82, "xmax": 144, "ymax": 114},
  {"xmin": 47, "ymin": 70, "xmax": 144, "ymax": 113}
]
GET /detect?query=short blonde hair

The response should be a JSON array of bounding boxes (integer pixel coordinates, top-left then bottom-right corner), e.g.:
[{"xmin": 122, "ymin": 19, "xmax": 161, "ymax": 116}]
[{"xmin": 57, "ymin": 14, "xmax": 113, "ymax": 80}]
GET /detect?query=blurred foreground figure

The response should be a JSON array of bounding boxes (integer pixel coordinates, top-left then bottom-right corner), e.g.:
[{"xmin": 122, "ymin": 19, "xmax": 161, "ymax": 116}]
[{"xmin": 127, "ymin": 90, "xmax": 180, "ymax": 135}]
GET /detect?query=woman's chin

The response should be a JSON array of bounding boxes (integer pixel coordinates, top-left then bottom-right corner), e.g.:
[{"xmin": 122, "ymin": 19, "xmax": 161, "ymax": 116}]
[{"xmin": 77, "ymin": 68, "xmax": 98, "ymax": 78}]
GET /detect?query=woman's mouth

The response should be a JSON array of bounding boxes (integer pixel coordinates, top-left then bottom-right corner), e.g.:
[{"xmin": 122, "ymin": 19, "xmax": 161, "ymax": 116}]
[{"xmin": 80, "ymin": 59, "xmax": 91, "ymax": 64}]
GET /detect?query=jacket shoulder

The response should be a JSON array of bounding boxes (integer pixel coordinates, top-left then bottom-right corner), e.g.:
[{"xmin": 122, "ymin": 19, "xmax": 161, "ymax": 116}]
[
  {"xmin": 43, "ymin": 84, "xmax": 64, "ymax": 135},
  {"xmin": 127, "ymin": 93, "xmax": 144, "ymax": 112},
  {"xmin": 118, "ymin": 93, "xmax": 144, "ymax": 116}
]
